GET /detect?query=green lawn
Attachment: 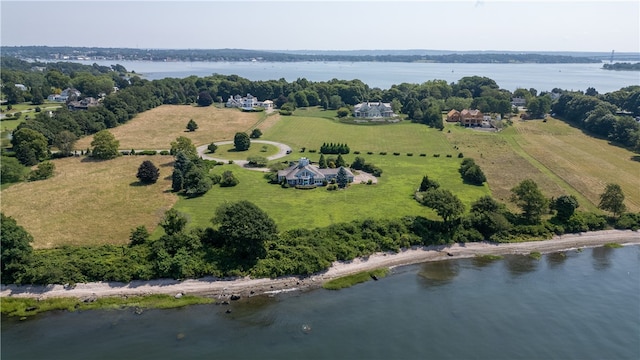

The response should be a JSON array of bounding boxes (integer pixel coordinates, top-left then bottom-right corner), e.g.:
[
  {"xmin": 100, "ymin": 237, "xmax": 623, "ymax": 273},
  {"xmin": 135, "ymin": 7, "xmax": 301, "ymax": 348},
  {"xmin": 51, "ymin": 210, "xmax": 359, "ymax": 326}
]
[
  {"xmin": 213, "ymin": 143, "xmax": 280, "ymax": 160},
  {"xmin": 174, "ymin": 159, "xmax": 488, "ymax": 233},
  {"xmin": 265, "ymin": 116, "xmax": 455, "ymax": 155}
]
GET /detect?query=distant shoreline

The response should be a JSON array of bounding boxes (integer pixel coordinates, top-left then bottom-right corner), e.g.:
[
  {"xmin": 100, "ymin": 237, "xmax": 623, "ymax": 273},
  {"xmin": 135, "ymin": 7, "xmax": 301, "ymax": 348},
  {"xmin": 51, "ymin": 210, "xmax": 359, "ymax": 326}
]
[{"xmin": 2, "ymin": 230, "xmax": 638, "ymax": 302}]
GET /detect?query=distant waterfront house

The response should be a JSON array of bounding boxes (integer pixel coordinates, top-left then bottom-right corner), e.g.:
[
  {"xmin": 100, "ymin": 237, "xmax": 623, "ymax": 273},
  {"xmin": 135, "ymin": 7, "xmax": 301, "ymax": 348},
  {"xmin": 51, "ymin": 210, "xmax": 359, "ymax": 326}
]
[
  {"xmin": 446, "ymin": 109, "xmax": 461, "ymax": 122},
  {"xmin": 14, "ymin": 84, "xmax": 28, "ymax": 91},
  {"xmin": 511, "ymin": 97, "xmax": 527, "ymax": 107},
  {"xmin": 67, "ymin": 97, "xmax": 100, "ymax": 111},
  {"xmin": 277, "ymin": 158, "xmax": 354, "ymax": 186},
  {"xmin": 460, "ymin": 109, "xmax": 483, "ymax": 126},
  {"xmin": 49, "ymin": 88, "xmax": 81, "ymax": 102},
  {"xmin": 226, "ymin": 93, "xmax": 271, "ymax": 111},
  {"xmin": 353, "ymin": 102, "xmax": 395, "ymax": 118}
]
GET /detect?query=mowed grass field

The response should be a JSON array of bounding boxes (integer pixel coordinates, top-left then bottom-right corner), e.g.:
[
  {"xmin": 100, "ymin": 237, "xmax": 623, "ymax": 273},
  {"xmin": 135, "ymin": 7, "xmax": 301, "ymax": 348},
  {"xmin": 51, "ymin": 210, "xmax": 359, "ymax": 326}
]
[
  {"xmin": 75, "ymin": 106, "xmax": 266, "ymax": 150},
  {"xmin": 173, "ymin": 154, "xmax": 489, "ymax": 232},
  {"xmin": 510, "ymin": 118, "xmax": 640, "ymax": 212},
  {"xmin": 1, "ymin": 156, "xmax": 177, "ymax": 249}
]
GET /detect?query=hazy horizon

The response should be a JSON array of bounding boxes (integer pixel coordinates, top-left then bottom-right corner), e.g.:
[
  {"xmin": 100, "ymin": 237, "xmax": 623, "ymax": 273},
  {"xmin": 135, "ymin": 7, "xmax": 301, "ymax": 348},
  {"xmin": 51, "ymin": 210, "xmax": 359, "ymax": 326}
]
[{"xmin": 1, "ymin": 1, "xmax": 639, "ymax": 53}]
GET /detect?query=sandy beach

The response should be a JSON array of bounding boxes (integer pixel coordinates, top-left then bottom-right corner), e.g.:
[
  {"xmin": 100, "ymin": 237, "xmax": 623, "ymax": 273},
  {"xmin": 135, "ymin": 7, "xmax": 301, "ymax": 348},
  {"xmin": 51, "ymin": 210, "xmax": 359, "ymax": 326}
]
[{"xmin": 2, "ymin": 230, "xmax": 638, "ymax": 301}]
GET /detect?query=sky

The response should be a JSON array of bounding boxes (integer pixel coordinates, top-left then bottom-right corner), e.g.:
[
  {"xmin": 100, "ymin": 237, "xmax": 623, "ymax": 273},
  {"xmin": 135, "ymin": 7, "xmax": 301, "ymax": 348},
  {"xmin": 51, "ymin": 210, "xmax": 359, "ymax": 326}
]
[{"xmin": 1, "ymin": 0, "xmax": 639, "ymax": 52}]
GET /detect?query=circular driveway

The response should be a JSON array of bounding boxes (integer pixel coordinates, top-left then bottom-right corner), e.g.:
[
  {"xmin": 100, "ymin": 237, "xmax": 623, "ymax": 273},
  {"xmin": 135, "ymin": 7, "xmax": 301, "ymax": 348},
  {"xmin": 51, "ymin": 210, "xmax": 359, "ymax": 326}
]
[{"xmin": 196, "ymin": 140, "xmax": 292, "ymax": 168}]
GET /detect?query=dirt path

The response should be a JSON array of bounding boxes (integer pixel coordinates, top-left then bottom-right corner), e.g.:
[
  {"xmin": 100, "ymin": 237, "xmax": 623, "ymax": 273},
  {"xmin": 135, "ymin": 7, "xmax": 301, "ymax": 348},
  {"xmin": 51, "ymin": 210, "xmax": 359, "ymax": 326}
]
[{"xmin": 2, "ymin": 230, "xmax": 637, "ymax": 301}]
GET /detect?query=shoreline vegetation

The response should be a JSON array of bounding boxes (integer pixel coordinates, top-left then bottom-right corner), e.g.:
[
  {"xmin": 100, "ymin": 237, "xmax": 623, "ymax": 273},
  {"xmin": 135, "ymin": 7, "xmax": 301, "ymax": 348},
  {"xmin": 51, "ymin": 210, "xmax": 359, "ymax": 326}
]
[{"xmin": 2, "ymin": 230, "xmax": 638, "ymax": 314}]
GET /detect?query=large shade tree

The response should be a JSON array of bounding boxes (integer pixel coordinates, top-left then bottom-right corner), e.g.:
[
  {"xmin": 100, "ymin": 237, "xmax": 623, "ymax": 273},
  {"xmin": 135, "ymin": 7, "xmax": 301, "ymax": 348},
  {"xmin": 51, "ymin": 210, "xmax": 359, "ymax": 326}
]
[
  {"xmin": 91, "ymin": 130, "xmax": 120, "ymax": 160},
  {"xmin": 234, "ymin": 132, "xmax": 251, "ymax": 151},
  {"xmin": 1, "ymin": 213, "xmax": 33, "ymax": 284},
  {"xmin": 510, "ymin": 179, "xmax": 549, "ymax": 224},
  {"xmin": 598, "ymin": 183, "xmax": 626, "ymax": 217},
  {"xmin": 212, "ymin": 201, "xmax": 277, "ymax": 262}
]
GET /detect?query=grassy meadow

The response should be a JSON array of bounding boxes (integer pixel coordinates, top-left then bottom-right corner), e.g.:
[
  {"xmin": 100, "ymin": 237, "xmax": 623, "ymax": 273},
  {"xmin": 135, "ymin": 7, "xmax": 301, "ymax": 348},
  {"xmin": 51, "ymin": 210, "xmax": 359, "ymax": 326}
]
[
  {"xmin": 74, "ymin": 105, "xmax": 268, "ymax": 150},
  {"xmin": 3, "ymin": 106, "xmax": 639, "ymax": 248},
  {"xmin": 1, "ymin": 155, "xmax": 177, "ymax": 249},
  {"xmin": 213, "ymin": 143, "xmax": 280, "ymax": 160}
]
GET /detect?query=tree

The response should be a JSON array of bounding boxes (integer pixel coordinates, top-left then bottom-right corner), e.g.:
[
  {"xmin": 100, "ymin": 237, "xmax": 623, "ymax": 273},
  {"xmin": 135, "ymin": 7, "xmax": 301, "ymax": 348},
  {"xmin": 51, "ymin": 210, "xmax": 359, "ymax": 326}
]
[
  {"xmin": 183, "ymin": 167, "xmax": 213, "ymax": 197},
  {"xmin": 328, "ymin": 95, "xmax": 343, "ymax": 110},
  {"xmin": 510, "ymin": 179, "xmax": 550, "ymax": 224},
  {"xmin": 598, "ymin": 183, "xmax": 626, "ymax": 218},
  {"xmin": 91, "ymin": 130, "xmax": 120, "ymax": 160},
  {"xmin": 54, "ymin": 130, "xmax": 78, "ymax": 156},
  {"xmin": 421, "ymin": 188, "xmax": 465, "ymax": 224},
  {"xmin": 335, "ymin": 154, "xmax": 346, "ymax": 168},
  {"xmin": 137, "ymin": 160, "xmax": 160, "ymax": 184},
  {"xmin": 28, "ymin": 161, "xmax": 55, "ymax": 181},
  {"xmin": 129, "ymin": 225, "xmax": 150, "ymax": 246},
  {"xmin": 351, "ymin": 156, "xmax": 365, "ymax": 170},
  {"xmin": 419, "ymin": 175, "xmax": 440, "ymax": 192},
  {"xmin": 1, "ymin": 213, "xmax": 33, "ymax": 284},
  {"xmin": 336, "ymin": 107, "xmax": 350, "ymax": 118},
  {"xmin": 1, "ymin": 156, "xmax": 27, "ymax": 183},
  {"xmin": 161, "ymin": 209, "xmax": 187, "ymax": 236},
  {"xmin": 170, "ymin": 136, "xmax": 197, "ymax": 158},
  {"xmin": 212, "ymin": 201, "xmax": 277, "ymax": 261},
  {"xmin": 11, "ymin": 128, "xmax": 49, "ymax": 166},
  {"xmin": 30, "ymin": 87, "xmax": 44, "ymax": 105},
  {"xmin": 336, "ymin": 167, "xmax": 349, "ymax": 188},
  {"xmin": 197, "ymin": 91, "xmax": 214, "ymax": 106},
  {"xmin": 220, "ymin": 170, "xmax": 239, "ymax": 187},
  {"xmin": 319, "ymin": 154, "xmax": 327, "ymax": 169},
  {"xmin": 186, "ymin": 119, "xmax": 198, "ymax": 132},
  {"xmin": 462, "ymin": 164, "xmax": 486, "ymax": 185},
  {"xmin": 552, "ymin": 195, "xmax": 580, "ymax": 222},
  {"xmin": 250, "ymin": 129, "xmax": 263, "ymax": 139},
  {"xmin": 207, "ymin": 142, "xmax": 218, "ymax": 153},
  {"xmin": 234, "ymin": 132, "xmax": 251, "ymax": 151}
]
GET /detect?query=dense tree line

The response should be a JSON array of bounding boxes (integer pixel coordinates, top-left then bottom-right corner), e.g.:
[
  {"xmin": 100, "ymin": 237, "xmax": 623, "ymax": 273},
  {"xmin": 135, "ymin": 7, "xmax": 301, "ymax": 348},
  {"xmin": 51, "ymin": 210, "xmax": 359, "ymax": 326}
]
[
  {"xmin": 551, "ymin": 87, "xmax": 640, "ymax": 150},
  {"xmin": 602, "ymin": 63, "xmax": 640, "ymax": 71},
  {"xmin": 320, "ymin": 143, "xmax": 350, "ymax": 154}
]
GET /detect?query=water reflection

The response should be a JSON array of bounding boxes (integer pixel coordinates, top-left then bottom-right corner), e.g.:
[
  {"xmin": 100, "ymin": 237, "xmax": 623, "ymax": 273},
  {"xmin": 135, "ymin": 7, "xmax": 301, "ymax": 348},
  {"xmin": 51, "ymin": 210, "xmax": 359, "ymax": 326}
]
[
  {"xmin": 417, "ymin": 260, "xmax": 460, "ymax": 286},
  {"xmin": 222, "ymin": 295, "xmax": 278, "ymax": 327},
  {"xmin": 504, "ymin": 254, "xmax": 539, "ymax": 276},
  {"xmin": 592, "ymin": 246, "xmax": 613, "ymax": 270},
  {"xmin": 546, "ymin": 252, "xmax": 568, "ymax": 268}
]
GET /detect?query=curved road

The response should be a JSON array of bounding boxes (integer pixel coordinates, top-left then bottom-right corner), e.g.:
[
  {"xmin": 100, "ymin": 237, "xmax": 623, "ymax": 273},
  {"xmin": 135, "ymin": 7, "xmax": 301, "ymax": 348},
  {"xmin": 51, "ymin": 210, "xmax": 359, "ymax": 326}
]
[{"xmin": 196, "ymin": 140, "xmax": 292, "ymax": 169}]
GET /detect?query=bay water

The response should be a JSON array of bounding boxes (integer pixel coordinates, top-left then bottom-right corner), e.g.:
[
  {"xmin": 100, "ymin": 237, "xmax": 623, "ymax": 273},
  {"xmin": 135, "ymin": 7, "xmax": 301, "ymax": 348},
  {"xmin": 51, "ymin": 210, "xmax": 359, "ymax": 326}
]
[
  {"xmin": 3, "ymin": 245, "xmax": 639, "ymax": 359},
  {"xmin": 77, "ymin": 60, "xmax": 640, "ymax": 93}
]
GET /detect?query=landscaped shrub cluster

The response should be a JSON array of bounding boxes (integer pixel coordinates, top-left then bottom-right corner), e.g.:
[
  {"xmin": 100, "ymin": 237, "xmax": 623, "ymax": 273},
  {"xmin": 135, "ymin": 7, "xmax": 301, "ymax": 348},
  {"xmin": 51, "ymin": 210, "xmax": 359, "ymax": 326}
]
[
  {"xmin": 320, "ymin": 143, "xmax": 350, "ymax": 154},
  {"xmin": 350, "ymin": 156, "xmax": 383, "ymax": 177}
]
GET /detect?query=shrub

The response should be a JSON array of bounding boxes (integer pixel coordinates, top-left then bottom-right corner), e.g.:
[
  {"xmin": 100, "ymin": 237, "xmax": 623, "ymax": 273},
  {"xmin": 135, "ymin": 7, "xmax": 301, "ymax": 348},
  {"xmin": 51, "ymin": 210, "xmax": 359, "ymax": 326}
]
[
  {"xmin": 159, "ymin": 150, "xmax": 170, "ymax": 155},
  {"xmin": 367, "ymin": 151, "xmax": 373, "ymax": 155},
  {"xmin": 379, "ymin": 152, "xmax": 387, "ymax": 155},
  {"xmin": 353, "ymin": 151, "xmax": 360, "ymax": 154},
  {"xmin": 433, "ymin": 154, "xmax": 440, "ymax": 157},
  {"xmin": 210, "ymin": 173, "xmax": 222, "ymax": 185},
  {"xmin": 250, "ymin": 129, "xmax": 263, "ymax": 139},
  {"xmin": 220, "ymin": 170, "xmax": 239, "ymax": 187},
  {"xmin": 207, "ymin": 143, "xmax": 218, "ymax": 153},
  {"xmin": 308, "ymin": 149, "xmax": 317, "ymax": 153},
  {"xmin": 137, "ymin": 150, "xmax": 157, "ymax": 156},
  {"xmin": 367, "ymin": 179, "xmax": 373, "ymax": 185},
  {"xmin": 615, "ymin": 213, "xmax": 640, "ymax": 230},
  {"xmin": 247, "ymin": 156, "xmax": 268, "ymax": 167},
  {"xmin": 419, "ymin": 153, "xmax": 426, "ymax": 157},
  {"xmin": 393, "ymin": 152, "xmax": 400, "ymax": 156},
  {"xmin": 458, "ymin": 153, "xmax": 464, "ymax": 158},
  {"xmin": 326, "ymin": 184, "xmax": 338, "ymax": 191},
  {"xmin": 446, "ymin": 154, "xmax": 452, "ymax": 158},
  {"xmin": 28, "ymin": 161, "xmax": 55, "ymax": 181},
  {"xmin": 407, "ymin": 153, "xmax": 413, "ymax": 156}
]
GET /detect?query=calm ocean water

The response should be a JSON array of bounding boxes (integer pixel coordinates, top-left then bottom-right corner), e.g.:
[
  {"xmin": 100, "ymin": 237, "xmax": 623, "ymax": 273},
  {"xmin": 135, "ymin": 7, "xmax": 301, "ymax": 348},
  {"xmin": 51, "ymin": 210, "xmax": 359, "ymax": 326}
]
[
  {"xmin": 3, "ymin": 245, "xmax": 639, "ymax": 360},
  {"xmin": 77, "ymin": 60, "xmax": 640, "ymax": 93}
]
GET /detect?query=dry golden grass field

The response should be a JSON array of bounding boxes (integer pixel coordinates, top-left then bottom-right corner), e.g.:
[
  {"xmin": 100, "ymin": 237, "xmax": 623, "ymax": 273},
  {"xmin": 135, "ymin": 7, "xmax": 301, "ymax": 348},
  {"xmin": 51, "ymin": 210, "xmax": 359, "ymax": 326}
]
[
  {"xmin": 511, "ymin": 118, "xmax": 640, "ymax": 212},
  {"xmin": 1, "ymin": 156, "xmax": 176, "ymax": 249},
  {"xmin": 446, "ymin": 118, "xmax": 639, "ymax": 213},
  {"xmin": 75, "ymin": 106, "xmax": 268, "ymax": 150}
]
